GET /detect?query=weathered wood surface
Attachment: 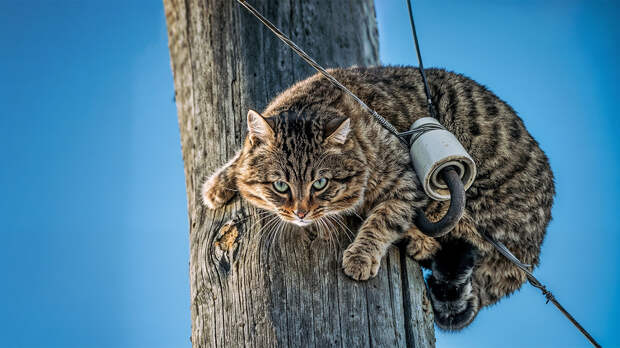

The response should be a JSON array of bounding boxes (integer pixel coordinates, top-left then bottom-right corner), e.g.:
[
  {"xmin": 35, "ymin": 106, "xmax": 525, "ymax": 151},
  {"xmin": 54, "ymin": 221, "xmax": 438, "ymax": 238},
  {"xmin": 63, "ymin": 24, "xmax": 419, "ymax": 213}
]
[{"xmin": 164, "ymin": 0, "xmax": 435, "ymax": 346}]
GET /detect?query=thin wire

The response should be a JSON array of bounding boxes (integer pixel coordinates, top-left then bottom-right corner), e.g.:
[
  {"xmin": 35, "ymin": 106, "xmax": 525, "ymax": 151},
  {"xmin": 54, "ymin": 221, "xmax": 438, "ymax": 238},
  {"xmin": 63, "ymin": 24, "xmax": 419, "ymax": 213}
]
[
  {"xmin": 405, "ymin": 0, "xmax": 437, "ymax": 120},
  {"xmin": 236, "ymin": 0, "xmax": 407, "ymax": 146},
  {"xmin": 482, "ymin": 233, "xmax": 601, "ymax": 348},
  {"xmin": 399, "ymin": 123, "xmax": 445, "ymax": 144}
]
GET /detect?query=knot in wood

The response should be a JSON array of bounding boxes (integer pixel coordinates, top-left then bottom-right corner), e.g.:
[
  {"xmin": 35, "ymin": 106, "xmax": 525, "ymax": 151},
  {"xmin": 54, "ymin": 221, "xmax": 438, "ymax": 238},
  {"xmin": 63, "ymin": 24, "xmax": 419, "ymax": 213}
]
[
  {"xmin": 215, "ymin": 220, "xmax": 239, "ymax": 252},
  {"xmin": 213, "ymin": 218, "xmax": 242, "ymax": 274}
]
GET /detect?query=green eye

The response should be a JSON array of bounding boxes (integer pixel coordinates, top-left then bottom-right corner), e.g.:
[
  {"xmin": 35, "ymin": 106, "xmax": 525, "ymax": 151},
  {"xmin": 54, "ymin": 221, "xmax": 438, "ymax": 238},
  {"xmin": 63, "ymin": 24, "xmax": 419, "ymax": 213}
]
[
  {"xmin": 312, "ymin": 178, "xmax": 328, "ymax": 190},
  {"xmin": 273, "ymin": 181, "xmax": 289, "ymax": 193}
]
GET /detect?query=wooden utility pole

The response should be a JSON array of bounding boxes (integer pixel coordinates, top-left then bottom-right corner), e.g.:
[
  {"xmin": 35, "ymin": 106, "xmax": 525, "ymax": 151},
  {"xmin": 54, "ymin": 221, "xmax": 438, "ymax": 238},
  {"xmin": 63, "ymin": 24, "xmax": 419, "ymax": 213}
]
[{"xmin": 164, "ymin": 0, "xmax": 435, "ymax": 346}]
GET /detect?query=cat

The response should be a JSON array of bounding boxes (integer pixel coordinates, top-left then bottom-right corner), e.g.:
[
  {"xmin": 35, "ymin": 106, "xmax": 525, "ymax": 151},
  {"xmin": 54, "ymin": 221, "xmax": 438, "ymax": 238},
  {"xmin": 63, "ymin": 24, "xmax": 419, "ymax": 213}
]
[{"xmin": 201, "ymin": 66, "xmax": 554, "ymax": 331}]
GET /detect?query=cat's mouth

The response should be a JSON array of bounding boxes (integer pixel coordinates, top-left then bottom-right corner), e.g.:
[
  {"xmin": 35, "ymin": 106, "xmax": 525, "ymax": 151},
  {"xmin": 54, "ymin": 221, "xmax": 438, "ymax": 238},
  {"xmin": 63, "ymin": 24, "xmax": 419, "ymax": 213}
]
[
  {"xmin": 291, "ymin": 218, "xmax": 313, "ymax": 227},
  {"xmin": 278, "ymin": 213, "xmax": 315, "ymax": 227},
  {"xmin": 277, "ymin": 209, "xmax": 321, "ymax": 227}
]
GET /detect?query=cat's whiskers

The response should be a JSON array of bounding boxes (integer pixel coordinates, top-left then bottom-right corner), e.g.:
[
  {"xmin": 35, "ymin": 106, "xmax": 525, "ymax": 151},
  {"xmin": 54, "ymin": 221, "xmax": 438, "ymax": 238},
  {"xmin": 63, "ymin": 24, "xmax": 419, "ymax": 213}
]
[
  {"xmin": 270, "ymin": 218, "xmax": 287, "ymax": 252},
  {"xmin": 235, "ymin": 210, "xmax": 271, "ymax": 225},
  {"xmin": 319, "ymin": 216, "xmax": 338, "ymax": 251},
  {"xmin": 315, "ymin": 216, "xmax": 329, "ymax": 250},
  {"xmin": 326, "ymin": 214, "xmax": 355, "ymax": 243},
  {"xmin": 321, "ymin": 215, "xmax": 337, "ymax": 247},
  {"xmin": 257, "ymin": 214, "xmax": 280, "ymax": 249},
  {"xmin": 335, "ymin": 214, "xmax": 356, "ymax": 241},
  {"xmin": 255, "ymin": 214, "xmax": 276, "ymax": 235},
  {"xmin": 275, "ymin": 218, "xmax": 288, "ymax": 248},
  {"xmin": 313, "ymin": 217, "xmax": 324, "ymax": 244},
  {"xmin": 244, "ymin": 211, "xmax": 275, "ymax": 231},
  {"xmin": 326, "ymin": 217, "xmax": 340, "ymax": 251},
  {"xmin": 318, "ymin": 217, "xmax": 332, "ymax": 251},
  {"xmin": 270, "ymin": 216, "xmax": 289, "ymax": 252},
  {"xmin": 344, "ymin": 208, "xmax": 363, "ymax": 220},
  {"xmin": 266, "ymin": 218, "xmax": 279, "ymax": 251}
]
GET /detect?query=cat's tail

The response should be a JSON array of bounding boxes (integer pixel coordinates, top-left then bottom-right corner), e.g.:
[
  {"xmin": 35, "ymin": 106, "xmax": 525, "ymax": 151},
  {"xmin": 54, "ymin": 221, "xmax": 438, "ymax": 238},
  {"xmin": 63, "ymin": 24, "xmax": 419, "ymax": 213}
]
[{"xmin": 427, "ymin": 238, "xmax": 480, "ymax": 331}]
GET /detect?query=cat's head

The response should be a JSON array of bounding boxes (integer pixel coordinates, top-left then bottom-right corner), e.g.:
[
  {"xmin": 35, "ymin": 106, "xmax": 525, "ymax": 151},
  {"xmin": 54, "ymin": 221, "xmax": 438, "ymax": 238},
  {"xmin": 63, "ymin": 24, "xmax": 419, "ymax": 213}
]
[{"xmin": 236, "ymin": 108, "xmax": 367, "ymax": 227}]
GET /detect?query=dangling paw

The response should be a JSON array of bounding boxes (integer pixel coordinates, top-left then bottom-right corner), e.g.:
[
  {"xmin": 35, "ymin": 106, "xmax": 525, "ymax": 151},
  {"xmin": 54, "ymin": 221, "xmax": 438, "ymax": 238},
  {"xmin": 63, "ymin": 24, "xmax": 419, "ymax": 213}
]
[
  {"xmin": 405, "ymin": 227, "xmax": 440, "ymax": 261},
  {"xmin": 201, "ymin": 173, "xmax": 235, "ymax": 209},
  {"xmin": 342, "ymin": 247, "xmax": 380, "ymax": 281},
  {"xmin": 428, "ymin": 277, "xmax": 480, "ymax": 331}
]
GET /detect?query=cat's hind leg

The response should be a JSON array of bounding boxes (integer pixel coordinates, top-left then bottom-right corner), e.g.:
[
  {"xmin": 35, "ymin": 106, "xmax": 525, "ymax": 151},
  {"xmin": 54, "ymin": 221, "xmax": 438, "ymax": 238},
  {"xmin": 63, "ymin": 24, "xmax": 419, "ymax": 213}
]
[
  {"xmin": 405, "ymin": 226, "xmax": 441, "ymax": 261},
  {"xmin": 427, "ymin": 238, "xmax": 480, "ymax": 331}
]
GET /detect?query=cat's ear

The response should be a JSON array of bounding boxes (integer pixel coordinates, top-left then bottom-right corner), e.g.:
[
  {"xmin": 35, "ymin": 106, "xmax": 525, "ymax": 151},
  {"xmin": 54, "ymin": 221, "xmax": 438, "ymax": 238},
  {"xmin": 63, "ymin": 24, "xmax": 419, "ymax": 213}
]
[
  {"xmin": 247, "ymin": 109, "xmax": 274, "ymax": 144},
  {"xmin": 324, "ymin": 117, "xmax": 351, "ymax": 144}
]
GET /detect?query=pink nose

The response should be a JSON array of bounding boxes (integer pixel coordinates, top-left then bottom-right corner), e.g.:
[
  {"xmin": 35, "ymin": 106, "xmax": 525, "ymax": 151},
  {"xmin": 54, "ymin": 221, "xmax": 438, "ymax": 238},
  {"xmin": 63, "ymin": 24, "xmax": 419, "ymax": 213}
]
[{"xmin": 295, "ymin": 210, "xmax": 307, "ymax": 219}]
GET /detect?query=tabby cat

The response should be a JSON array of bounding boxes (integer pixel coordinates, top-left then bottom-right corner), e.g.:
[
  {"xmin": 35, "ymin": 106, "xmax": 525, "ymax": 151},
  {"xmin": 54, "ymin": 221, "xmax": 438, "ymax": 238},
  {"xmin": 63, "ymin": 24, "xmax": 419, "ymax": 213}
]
[{"xmin": 201, "ymin": 66, "xmax": 554, "ymax": 330}]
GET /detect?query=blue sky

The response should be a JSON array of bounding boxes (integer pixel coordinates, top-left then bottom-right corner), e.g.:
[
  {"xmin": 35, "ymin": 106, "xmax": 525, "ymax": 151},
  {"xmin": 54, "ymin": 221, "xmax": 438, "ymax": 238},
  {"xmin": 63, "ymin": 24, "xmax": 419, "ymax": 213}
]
[{"xmin": 1, "ymin": 1, "xmax": 618, "ymax": 347}]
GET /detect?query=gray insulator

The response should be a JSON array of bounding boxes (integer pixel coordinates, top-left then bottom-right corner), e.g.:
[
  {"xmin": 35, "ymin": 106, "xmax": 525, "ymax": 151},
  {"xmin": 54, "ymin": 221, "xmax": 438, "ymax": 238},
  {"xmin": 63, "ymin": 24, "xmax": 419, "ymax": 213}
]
[{"xmin": 409, "ymin": 117, "xmax": 476, "ymax": 201}]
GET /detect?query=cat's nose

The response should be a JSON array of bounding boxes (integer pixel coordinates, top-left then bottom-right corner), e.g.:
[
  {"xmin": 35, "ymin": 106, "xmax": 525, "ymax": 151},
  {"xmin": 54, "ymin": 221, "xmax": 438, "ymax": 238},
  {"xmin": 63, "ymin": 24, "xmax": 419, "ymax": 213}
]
[{"xmin": 295, "ymin": 210, "xmax": 307, "ymax": 219}]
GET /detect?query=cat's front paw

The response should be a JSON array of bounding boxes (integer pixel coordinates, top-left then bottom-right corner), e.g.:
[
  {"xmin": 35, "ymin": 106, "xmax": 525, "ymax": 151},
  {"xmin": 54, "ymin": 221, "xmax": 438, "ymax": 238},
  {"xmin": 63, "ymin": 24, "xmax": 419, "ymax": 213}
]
[
  {"xmin": 201, "ymin": 173, "xmax": 235, "ymax": 209},
  {"xmin": 342, "ymin": 248, "xmax": 380, "ymax": 281}
]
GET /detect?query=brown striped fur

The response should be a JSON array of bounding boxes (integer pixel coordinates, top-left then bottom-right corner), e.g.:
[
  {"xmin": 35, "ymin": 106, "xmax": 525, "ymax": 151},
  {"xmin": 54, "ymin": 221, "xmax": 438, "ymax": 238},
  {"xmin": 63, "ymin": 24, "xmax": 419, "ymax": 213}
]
[{"xmin": 201, "ymin": 66, "xmax": 554, "ymax": 330}]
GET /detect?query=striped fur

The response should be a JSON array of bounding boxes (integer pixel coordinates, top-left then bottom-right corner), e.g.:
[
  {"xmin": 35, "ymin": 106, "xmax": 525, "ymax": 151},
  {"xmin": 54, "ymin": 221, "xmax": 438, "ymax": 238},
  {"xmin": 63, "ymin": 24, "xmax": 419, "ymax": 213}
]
[{"xmin": 201, "ymin": 66, "xmax": 554, "ymax": 330}]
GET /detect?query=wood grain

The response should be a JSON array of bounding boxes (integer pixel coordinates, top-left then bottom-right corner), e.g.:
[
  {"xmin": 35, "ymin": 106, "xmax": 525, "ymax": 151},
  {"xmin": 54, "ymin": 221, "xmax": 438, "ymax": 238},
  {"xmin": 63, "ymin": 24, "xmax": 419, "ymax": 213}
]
[{"xmin": 164, "ymin": 0, "xmax": 435, "ymax": 346}]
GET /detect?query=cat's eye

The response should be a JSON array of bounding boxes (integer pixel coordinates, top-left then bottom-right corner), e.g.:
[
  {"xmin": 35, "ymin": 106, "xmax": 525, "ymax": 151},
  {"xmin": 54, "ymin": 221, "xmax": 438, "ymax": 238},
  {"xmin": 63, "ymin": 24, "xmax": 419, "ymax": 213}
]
[
  {"xmin": 312, "ymin": 178, "xmax": 328, "ymax": 190},
  {"xmin": 273, "ymin": 181, "xmax": 289, "ymax": 193}
]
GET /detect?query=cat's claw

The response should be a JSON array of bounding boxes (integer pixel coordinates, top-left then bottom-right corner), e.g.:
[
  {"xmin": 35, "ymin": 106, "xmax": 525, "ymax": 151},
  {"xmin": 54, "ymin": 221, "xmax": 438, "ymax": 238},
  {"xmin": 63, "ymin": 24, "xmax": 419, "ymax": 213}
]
[{"xmin": 342, "ymin": 249, "xmax": 380, "ymax": 281}]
